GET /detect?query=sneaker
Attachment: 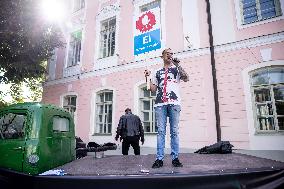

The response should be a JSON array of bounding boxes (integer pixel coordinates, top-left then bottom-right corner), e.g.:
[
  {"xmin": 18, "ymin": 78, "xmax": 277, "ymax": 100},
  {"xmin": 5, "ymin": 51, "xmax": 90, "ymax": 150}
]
[
  {"xmin": 172, "ymin": 158, "xmax": 183, "ymax": 167},
  {"xmin": 152, "ymin": 159, "xmax": 163, "ymax": 168}
]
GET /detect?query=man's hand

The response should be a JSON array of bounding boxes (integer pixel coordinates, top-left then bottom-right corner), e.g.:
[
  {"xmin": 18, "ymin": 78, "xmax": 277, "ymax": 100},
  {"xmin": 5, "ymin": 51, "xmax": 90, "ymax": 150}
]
[
  {"xmin": 141, "ymin": 138, "xmax": 145, "ymax": 145},
  {"xmin": 115, "ymin": 135, "xmax": 119, "ymax": 141},
  {"xmin": 172, "ymin": 58, "xmax": 180, "ymax": 67},
  {"xmin": 144, "ymin": 69, "xmax": 151, "ymax": 77}
]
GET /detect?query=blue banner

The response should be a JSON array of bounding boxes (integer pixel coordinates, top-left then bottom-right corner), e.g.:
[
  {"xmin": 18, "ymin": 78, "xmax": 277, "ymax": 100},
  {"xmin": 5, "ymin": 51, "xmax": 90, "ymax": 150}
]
[{"xmin": 134, "ymin": 29, "xmax": 161, "ymax": 55}]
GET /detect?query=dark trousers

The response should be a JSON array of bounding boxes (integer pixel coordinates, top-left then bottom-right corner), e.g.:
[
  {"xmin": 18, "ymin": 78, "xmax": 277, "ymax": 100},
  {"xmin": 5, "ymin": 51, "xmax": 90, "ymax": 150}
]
[{"xmin": 122, "ymin": 135, "xmax": 140, "ymax": 155}]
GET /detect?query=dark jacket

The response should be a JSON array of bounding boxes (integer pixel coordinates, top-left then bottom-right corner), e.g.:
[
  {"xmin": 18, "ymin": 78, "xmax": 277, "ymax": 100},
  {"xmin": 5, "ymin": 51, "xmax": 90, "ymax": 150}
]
[{"xmin": 115, "ymin": 112, "xmax": 144, "ymax": 142}]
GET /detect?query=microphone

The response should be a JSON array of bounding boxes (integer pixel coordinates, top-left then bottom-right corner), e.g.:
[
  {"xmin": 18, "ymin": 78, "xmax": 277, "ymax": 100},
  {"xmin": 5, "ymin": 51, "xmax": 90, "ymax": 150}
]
[{"xmin": 172, "ymin": 57, "xmax": 180, "ymax": 63}]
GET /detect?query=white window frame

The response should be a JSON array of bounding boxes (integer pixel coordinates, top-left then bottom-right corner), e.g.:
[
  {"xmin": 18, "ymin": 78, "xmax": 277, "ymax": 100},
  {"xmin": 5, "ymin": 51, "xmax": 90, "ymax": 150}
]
[
  {"xmin": 64, "ymin": 27, "xmax": 84, "ymax": 78},
  {"xmin": 250, "ymin": 66, "xmax": 284, "ymax": 133},
  {"xmin": 242, "ymin": 60, "xmax": 284, "ymax": 150},
  {"xmin": 234, "ymin": 0, "xmax": 284, "ymax": 29},
  {"xmin": 73, "ymin": 0, "xmax": 85, "ymax": 13},
  {"xmin": 139, "ymin": 84, "xmax": 157, "ymax": 133},
  {"xmin": 94, "ymin": 89, "xmax": 114, "ymax": 135},
  {"xmin": 63, "ymin": 95, "xmax": 77, "ymax": 118},
  {"xmin": 47, "ymin": 49, "xmax": 57, "ymax": 81},
  {"xmin": 60, "ymin": 92, "xmax": 78, "ymax": 134},
  {"xmin": 99, "ymin": 17, "xmax": 116, "ymax": 59},
  {"xmin": 94, "ymin": 4, "xmax": 120, "ymax": 70},
  {"xmin": 67, "ymin": 30, "xmax": 82, "ymax": 68}
]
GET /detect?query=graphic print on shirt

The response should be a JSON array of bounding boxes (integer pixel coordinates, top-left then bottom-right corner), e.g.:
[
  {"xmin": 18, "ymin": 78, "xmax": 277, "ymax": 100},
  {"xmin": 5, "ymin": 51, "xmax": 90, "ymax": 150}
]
[{"xmin": 155, "ymin": 66, "xmax": 180, "ymax": 105}]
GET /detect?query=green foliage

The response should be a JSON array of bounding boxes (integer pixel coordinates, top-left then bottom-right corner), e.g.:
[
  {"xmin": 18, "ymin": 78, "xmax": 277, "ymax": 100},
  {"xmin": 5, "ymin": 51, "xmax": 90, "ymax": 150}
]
[
  {"xmin": 0, "ymin": 0, "xmax": 64, "ymax": 84},
  {"xmin": 0, "ymin": 95, "xmax": 8, "ymax": 109}
]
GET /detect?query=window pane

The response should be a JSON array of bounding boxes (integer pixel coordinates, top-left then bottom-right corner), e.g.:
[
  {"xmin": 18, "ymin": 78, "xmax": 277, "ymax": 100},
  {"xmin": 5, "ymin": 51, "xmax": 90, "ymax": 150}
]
[
  {"xmin": 143, "ymin": 112, "xmax": 149, "ymax": 121},
  {"xmin": 252, "ymin": 69, "xmax": 269, "ymax": 85},
  {"xmin": 260, "ymin": 0, "xmax": 276, "ymax": 19},
  {"xmin": 256, "ymin": 103, "xmax": 273, "ymax": 116},
  {"xmin": 70, "ymin": 97, "xmax": 76, "ymax": 106},
  {"xmin": 269, "ymin": 68, "xmax": 284, "ymax": 84},
  {"xmin": 108, "ymin": 124, "xmax": 112, "ymax": 133},
  {"xmin": 140, "ymin": 0, "xmax": 160, "ymax": 12},
  {"xmin": 143, "ymin": 101, "xmax": 150, "ymax": 110},
  {"xmin": 274, "ymin": 86, "xmax": 284, "ymax": 101},
  {"xmin": 108, "ymin": 105, "xmax": 112, "ymax": 122},
  {"xmin": 258, "ymin": 117, "xmax": 275, "ymax": 130},
  {"xmin": 98, "ymin": 93, "xmax": 104, "ymax": 102},
  {"xmin": 143, "ymin": 122, "xmax": 150, "ymax": 132},
  {"xmin": 151, "ymin": 91, "xmax": 156, "ymax": 97},
  {"xmin": 143, "ymin": 88, "xmax": 150, "ymax": 97},
  {"xmin": 0, "ymin": 113, "xmax": 26, "ymax": 139},
  {"xmin": 254, "ymin": 88, "xmax": 271, "ymax": 102},
  {"xmin": 99, "ymin": 115, "xmax": 103, "ymax": 122},
  {"xmin": 105, "ymin": 92, "xmax": 113, "ymax": 101},
  {"xmin": 274, "ymin": 86, "xmax": 284, "ymax": 115},
  {"xmin": 98, "ymin": 105, "xmax": 103, "ymax": 114},
  {"xmin": 68, "ymin": 31, "xmax": 82, "ymax": 66},
  {"xmin": 278, "ymin": 117, "xmax": 284, "ymax": 130},
  {"xmin": 53, "ymin": 117, "xmax": 70, "ymax": 132}
]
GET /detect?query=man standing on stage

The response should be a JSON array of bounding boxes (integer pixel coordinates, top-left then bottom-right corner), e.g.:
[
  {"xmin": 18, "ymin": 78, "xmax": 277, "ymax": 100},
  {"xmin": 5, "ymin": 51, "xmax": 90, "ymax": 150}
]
[
  {"xmin": 115, "ymin": 108, "xmax": 145, "ymax": 155},
  {"xmin": 144, "ymin": 48, "xmax": 189, "ymax": 168}
]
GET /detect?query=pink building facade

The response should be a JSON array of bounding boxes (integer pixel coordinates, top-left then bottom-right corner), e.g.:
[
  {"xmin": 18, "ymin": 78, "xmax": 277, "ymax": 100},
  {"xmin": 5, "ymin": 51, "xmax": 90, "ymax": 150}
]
[{"xmin": 43, "ymin": 0, "xmax": 284, "ymax": 150}]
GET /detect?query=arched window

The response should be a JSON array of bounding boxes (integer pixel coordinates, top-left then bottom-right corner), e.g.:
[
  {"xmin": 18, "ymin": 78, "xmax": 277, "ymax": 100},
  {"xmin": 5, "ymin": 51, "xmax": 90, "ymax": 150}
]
[
  {"xmin": 139, "ymin": 85, "xmax": 157, "ymax": 133},
  {"xmin": 251, "ymin": 66, "xmax": 284, "ymax": 132}
]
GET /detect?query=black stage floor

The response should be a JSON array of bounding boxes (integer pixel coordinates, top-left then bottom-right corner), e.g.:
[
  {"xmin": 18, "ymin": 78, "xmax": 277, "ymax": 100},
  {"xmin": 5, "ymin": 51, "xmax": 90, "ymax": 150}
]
[
  {"xmin": 1, "ymin": 153, "xmax": 284, "ymax": 189},
  {"xmin": 58, "ymin": 153, "xmax": 284, "ymax": 176}
]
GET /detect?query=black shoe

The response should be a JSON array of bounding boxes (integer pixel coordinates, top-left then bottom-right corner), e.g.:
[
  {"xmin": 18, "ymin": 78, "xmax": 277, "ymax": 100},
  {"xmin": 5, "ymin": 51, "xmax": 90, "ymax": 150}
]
[
  {"xmin": 172, "ymin": 158, "xmax": 183, "ymax": 167},
  {"xmin": 152, "ymin": 159, "xmax": 163, "ymax": 168}
]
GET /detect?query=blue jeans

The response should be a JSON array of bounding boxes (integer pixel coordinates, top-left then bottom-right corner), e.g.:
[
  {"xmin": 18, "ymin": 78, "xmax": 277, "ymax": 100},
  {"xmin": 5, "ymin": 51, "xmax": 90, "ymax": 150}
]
[{"xmin": 155, "ymin": 104, "xmax": 181, "ymax": 160}]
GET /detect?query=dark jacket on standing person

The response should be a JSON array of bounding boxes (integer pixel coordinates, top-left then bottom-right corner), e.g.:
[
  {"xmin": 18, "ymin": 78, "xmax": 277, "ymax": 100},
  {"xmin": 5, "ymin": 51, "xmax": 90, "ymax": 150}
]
[{"xmin": 115, "ymin": 111, "xmax": 144, "ymax": 143}]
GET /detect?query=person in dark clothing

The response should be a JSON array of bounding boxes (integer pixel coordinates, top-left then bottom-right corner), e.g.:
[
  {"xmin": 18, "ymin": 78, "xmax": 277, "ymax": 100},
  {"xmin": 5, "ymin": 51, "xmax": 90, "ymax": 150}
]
[{"xmin": 115, "ymin": 108, "xmax": 145, "ymax": 155}]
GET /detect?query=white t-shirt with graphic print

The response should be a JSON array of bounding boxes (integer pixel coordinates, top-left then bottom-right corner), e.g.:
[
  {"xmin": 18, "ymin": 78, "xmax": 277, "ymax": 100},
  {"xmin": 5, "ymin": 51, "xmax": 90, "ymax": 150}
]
[{"xmin": 151, "ymin": 65, "xmax": 181, "ymax": 107}]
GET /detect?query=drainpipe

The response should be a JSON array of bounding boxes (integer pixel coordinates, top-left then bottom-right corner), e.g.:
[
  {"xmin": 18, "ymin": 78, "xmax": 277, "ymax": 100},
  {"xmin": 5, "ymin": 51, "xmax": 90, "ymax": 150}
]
[{"xmin": 205, "ymin": 0, "xmax": 221, "ymax": 142}]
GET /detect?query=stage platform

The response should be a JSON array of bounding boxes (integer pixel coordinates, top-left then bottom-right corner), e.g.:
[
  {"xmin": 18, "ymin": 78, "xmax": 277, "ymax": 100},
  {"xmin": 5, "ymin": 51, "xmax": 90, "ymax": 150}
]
[{"xmin": 1, "ymin": 153, "xmax": 284, "ymax": 189}]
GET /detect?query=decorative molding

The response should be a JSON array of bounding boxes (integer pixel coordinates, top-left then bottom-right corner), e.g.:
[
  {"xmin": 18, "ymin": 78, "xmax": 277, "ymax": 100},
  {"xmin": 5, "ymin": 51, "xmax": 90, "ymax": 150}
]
[
  {"xmin": 214, "ymin": 32, "xmax": 284, "ymax": 53},
  {"xmin": 96, "ymin": 4, "xmax": 120, "ymax": 21},
  {"xmin": 260, "ymin": 48, "xmax": 272, "ymax": 62},
  {"xmin": 44, "ymin": 32, "xmax": 284, "ymax": 86},
  {"xmin": 132, "ymin": 0, "xmax": 154, "ymax": 5},
  {"xmin": 94, "ymin": 55, "xmax": 119, "ymax": 70},
  {"xmin": 63, "ymin": 65, "xmax": 81, "ymax": 78}
]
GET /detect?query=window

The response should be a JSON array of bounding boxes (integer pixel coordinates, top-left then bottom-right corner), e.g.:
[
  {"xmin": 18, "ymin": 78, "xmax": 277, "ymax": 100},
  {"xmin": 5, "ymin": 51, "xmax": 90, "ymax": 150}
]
[
  {"xmin": 139, "ymin": 85, "xmax": 157, "ymax": 133},
  {"xmin": 53, "ymin": 116, "xmax": 70, "ymax": 132},
  {"xmin": 95, "ymin": 90, "xmax": 113, "ymax": 134},
  {"xmin": 0, "ymin": 113, "xmax": 26, "ymax": 139},
  {"xmin": 63, "ymin": 95, "xmax": 77, "ymax": 118},
  {"xmin": 99, "ymin": 18, "xmax": 116, "ymax": 58},
  {"xmin": 73, "ymin": 0, "xmax": 85, "ymax": 12},
  {"xmin": 67, "ymin": 30, "xmax": 82, "ymax": 67},
  {"xmin": 251, "ymin": 66, "xmax": 284, "ymax": 132},
  {"xmin": 240, "ymin": 0, "xmax": 282, "ymax": 24},
  {"xmin": 140, "ymin": 0, "xmax": 161, "ymax": 12}
]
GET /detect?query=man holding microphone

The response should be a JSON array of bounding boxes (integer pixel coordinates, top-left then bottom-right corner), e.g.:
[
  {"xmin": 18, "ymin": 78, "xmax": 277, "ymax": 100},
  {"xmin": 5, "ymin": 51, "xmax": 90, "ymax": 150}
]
[{"xmin": 144, "ymin": 48, "xmax": 189, "ymax": 168}]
